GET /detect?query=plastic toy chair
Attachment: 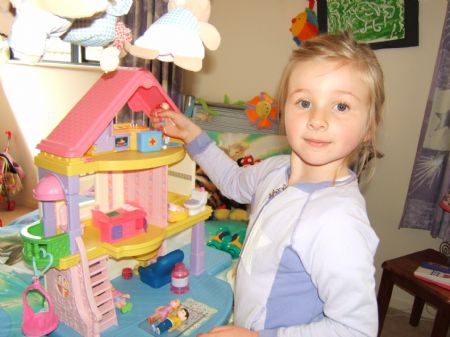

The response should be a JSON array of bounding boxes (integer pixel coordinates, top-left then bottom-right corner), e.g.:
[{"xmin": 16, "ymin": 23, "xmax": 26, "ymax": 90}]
[
  {"xmin": 224, "ymin": 229, "xmax": 246, "ymax": 259},
  {"xmin": 207, "ymin": 227, "xmax": 231, "ymax": 250}
]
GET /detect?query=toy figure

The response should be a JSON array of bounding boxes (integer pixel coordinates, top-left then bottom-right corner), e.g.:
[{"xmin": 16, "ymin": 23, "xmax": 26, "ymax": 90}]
[
  {"xmin": 7, "ymin": 0, "xmax": 108, "ymax": 63},
  {"xmin": 152, "ymin": 307, "xmax": 189, "ymax": 335},
  {"xmin": 147, "ymin": 298, "xmax": 181, "ymax": 324},
  {"xmin": 111, "ymin": 287, "xmax": 133, "ymax": 314},
  {"xmin": 0, "ymin": 131, "xmax": 25, "ymax": 211},
  {"xmin": 440, "ymin": 190, "xmax": 450, "ymax": 212},
  {"xmin": 125, "ymin": 0, "xmax": 220, "ymax": 72},
  {"xmin": 289, "ymin": 0, "xmax": 319, "ymax": 46},
  {"xmin": 7, "ymin": 0, "xmax": 132, "ymax": 72}
]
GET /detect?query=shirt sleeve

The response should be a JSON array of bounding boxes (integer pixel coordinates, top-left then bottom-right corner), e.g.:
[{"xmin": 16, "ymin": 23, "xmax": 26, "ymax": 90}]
[{"xmin": 186, "ymin": 131, "xmax": 278, "ymax": 205}]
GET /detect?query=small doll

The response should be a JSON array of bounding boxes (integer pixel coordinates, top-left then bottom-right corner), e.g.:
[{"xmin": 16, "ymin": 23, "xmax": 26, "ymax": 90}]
[
  {"xmin": 111, "ymin": 287, "xmax": 133, "ymax": 314},
  {"xmin": 152, "ymin": 307, "xmax": 189, "ymax": 335},
  {"xmin": 147, "ymin": 298, "xmax": 181, "ymax": 324}
]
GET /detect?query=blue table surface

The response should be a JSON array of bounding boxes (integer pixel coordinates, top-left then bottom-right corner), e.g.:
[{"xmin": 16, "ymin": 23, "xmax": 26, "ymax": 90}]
[
  {"xmin": 1, "ymin": 215, "xmax": 246, "ymax": 337},
  {"xmin": 49, "ymin": 244, "xmax": 233, "ymax": 337}
]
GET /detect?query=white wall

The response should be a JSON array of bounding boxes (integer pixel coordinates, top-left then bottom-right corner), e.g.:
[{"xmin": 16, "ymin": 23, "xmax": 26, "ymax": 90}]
[
  {"xmin": 185, "ymin": 0, "xmax": 447, "ymax": 314},
  {"xmin": 0, "ymin": 63, "xmax": 102, "ymax": 207}
]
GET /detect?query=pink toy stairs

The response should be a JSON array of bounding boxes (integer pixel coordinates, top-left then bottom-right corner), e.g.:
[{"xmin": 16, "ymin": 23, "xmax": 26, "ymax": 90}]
[
  {"xmin": 76, "ymin": 237, "xmax": 117, "ymax": 335},
  {"xmin": 45, "ymin": 238, "xmax": 117, "ymax": 337}
]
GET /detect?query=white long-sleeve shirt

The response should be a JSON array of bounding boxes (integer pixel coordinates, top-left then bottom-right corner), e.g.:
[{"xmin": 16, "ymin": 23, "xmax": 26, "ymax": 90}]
[{"xmin": 187, "ymin": 132, "xmax": 379, "ymax": 337}]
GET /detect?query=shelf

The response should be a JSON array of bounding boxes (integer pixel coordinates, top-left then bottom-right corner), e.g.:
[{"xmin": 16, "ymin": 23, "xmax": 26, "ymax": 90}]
[
  {"xmin": 56, "ymin": 205, "xmax": 212, "ymax": 269},
  {"xmin": 35, "ymin": 146, "xmax": 186, "ymax": 176}
]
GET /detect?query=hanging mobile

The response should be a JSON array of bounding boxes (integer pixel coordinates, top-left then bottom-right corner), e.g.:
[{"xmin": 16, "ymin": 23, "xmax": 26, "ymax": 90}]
[{"xmin": 21, "ymin": 248, "xmax": 59, "ymax": 337}]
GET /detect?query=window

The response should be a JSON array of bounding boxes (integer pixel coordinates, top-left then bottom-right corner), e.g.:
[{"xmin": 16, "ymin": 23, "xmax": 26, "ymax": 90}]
[{"xmin": 40, "ymin": 39, "xmax": 102, "ymax": 65}]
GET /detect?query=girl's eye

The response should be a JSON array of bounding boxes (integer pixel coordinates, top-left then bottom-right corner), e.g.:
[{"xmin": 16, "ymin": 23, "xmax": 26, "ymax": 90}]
[
  {"xmin": 297, "ymin": 99, "xmax": 311, "ymax": 109},
  {"xmin": 334, "ymin": 102, "xmax": 349, "ymax": 112}
]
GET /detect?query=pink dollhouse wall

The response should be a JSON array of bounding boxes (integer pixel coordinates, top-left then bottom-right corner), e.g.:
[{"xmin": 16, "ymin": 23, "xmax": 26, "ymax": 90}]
[
  {"xmin": 124, "ymin": 166, "xmax": 168, "ymax": 228},
  {"xmin": 46, "ymin": 267, "xmax": 99, "ymax": 337}
]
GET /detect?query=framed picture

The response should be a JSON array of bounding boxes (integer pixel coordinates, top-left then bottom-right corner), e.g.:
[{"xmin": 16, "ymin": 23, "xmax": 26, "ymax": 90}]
[{"xmin": 317, "ymin": 0, "xmax": 419, "ymax": 49}]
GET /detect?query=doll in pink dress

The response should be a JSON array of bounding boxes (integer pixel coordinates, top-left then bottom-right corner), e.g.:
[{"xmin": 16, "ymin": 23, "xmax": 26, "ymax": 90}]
[{"xmin": 147, "ymin": 298, "xmax": 181, "ymax": 324}]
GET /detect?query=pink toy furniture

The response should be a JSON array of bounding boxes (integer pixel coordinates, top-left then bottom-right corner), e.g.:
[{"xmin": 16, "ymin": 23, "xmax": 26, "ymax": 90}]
[
  {"xmin": 92, "ymin": 203, "xmax": 147, "ymax": 243},
  {"xmin": 22, "ymin": 277, "xmax": 59, "ymax": 337}
]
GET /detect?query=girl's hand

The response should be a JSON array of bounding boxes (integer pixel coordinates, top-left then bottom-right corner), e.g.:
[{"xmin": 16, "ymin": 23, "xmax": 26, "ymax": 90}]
[
  {"xmin": 197, "ymin": 325, "xmax": 258, "ymax": 337},
  {"xmin": 150, "ymin": 109, "xmax": 202, "ymax": 144}
]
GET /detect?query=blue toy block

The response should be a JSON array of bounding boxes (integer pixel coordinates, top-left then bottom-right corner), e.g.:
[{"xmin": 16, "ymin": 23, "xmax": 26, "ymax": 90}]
[
  {"xmin": 139, "ymin": 249, "xmax": 184, "ymax": 288},
  {"xmin": 137, "ymin": 131, "xmax": 162, "ymax": 152}
]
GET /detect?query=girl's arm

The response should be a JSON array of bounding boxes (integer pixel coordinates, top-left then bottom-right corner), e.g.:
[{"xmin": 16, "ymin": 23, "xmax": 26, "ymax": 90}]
[
  {"xmin": 198, "ymin": 325, "xmax": 258, "ymax": 337},
  {"xmin": 151, "ymin": 110, "xmax": 267, "ymax": 204}
]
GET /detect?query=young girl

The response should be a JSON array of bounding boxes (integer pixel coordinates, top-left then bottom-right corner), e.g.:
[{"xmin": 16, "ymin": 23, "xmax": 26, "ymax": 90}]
[{"xmin": 152, "ymin": 32, "xmax": 384, "ymax": 337}]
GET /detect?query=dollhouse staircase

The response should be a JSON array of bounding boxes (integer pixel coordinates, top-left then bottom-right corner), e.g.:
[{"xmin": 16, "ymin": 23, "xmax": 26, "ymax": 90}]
[{"xmin": 76, "ymin": 237, "xmax": 118, "ymax": 333}]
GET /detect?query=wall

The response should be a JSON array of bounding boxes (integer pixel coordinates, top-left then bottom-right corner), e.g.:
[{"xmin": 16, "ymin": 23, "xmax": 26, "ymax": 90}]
[
  {"xmin": 0, "ymin": 0, "xmax": 13, "ymax": 36},
  {"xmin": 0, "ymin": 63, "xmax": 102, "ymax": 208},
  {"xmin": 185, "ymin": 0, "xmax": 447, "ymax": 314}
]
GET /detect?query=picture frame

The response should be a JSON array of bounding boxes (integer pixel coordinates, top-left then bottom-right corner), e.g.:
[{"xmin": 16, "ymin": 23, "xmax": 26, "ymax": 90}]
[{"xmin": 317, "ymin": 0, "xmax": 419, "ymax": 49}]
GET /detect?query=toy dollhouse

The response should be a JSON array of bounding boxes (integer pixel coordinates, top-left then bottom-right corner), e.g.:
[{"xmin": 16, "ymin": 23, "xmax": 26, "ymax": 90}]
[{"xmin": 19, "ymin": 68, "xmax": 217, "ymax": 337}]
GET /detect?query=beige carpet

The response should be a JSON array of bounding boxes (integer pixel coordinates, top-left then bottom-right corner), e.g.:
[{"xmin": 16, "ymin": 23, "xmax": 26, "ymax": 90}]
[
  {"xmin": 381, "ymin": 307, "xmax": 449, "ymax": 337},
  {"xmin": 0, "ymin": 205, "xmax": 35, "ymax": 226}
]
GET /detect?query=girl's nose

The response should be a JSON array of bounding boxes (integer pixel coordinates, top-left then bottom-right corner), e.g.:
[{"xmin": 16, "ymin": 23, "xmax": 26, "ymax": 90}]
[{"xmin": 307, "ymin": 110, "xmax": 329, "ymax": 131}]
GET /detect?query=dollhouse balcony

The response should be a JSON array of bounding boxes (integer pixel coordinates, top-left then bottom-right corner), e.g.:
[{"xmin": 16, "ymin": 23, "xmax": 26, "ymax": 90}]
[{"xmin": 21, "ymin": 221, "xmax": 71, "ymax": 268}]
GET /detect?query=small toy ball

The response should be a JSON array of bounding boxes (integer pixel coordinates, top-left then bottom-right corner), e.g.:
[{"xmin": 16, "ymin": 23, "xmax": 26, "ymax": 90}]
[{"xmin": 122, "ymin": 267, "xmax": 133, "ymax": 279}]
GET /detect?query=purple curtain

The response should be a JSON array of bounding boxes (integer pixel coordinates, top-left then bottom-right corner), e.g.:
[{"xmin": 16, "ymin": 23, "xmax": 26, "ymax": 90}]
[
  {"xmin": 399, "ymin": 1, "xmax": 450, "ymax": 241},
  {"xmin": 121, "ymin": 0, "xmax": 184, "ymax": 107}
]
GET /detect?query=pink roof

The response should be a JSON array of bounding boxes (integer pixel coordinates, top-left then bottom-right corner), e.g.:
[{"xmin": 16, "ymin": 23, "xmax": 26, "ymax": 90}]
[{"xmin": 37, "ymin": 68, "xmax": 180, "ymax": 158}]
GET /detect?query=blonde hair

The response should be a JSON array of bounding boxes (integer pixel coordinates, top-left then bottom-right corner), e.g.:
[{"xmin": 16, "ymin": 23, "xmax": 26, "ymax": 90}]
[{"xmin": 276, "ymin": 31, "xmax": 385, "ymax": 179}]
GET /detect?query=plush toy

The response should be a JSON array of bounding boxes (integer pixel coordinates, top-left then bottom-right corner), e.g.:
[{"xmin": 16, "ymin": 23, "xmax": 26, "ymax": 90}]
[
  {"xmin": 214, "ymin": 207, "xmax": 249, "ymax": 222},
  {"xmin": 245, "ymin": 92, "xmax": 278, "ymax": 129},
  {"xmin": 62, "ymin": 0, "xmax": 132, "ymax": 47},
  {"xmin": 289, "ymin": 0, "xmax": 319, "ymax": 46},
  {"xmin": 33, "ymin": 0, "xmax": 108, "ymax": 18},
  {"xmin": 125, "ymin": 0, "xmax": 221, "ymax": 72},
  {"xmin": 62, "ymin": 0, "xmax": 133, "ymax": 73},
  {"xmin": 7, "ymin": 0, "xmax": 109, "ymax": 63}
]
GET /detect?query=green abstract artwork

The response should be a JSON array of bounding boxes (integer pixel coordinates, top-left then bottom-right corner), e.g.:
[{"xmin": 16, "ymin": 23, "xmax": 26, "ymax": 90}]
[
  {"xmin": 327, "ymin": 0, "xmax": 405, "ymax": 42},
  {"xmin": 317, "ymin": 0, "xmax": 418, "ymax": 49}
]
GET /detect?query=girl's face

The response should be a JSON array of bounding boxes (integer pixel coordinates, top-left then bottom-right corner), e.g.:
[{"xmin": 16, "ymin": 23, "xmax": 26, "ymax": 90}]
[{"xmin": 284, "ymin": 59, "xmax": 370, "ymax": 181}]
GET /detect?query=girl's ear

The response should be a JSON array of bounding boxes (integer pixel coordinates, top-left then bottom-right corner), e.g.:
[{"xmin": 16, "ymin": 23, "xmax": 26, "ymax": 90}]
[{"xmin": 363, "ymin": 122, "xmax": 375, "ymax": 143}]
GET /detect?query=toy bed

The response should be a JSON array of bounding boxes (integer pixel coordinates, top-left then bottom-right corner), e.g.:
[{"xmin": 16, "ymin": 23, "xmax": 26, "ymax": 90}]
[{"xmin": 0, "ymin": 210, "xmax": 237, "ymax": 337}]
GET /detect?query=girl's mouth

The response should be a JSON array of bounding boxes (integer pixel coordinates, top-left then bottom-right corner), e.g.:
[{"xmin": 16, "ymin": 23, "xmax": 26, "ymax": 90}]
[{"xmin": 305, "ymin": 138, "xmax": 331, "ymax": 147}]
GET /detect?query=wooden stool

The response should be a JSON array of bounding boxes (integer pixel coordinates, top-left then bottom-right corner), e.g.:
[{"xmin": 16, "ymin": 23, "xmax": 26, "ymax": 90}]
[{"xmin": 377, "ymin": 249, "xmax": 450, "ymax": 337}]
